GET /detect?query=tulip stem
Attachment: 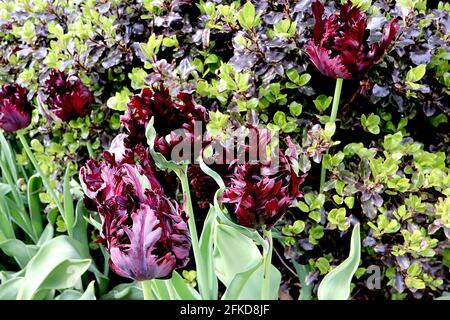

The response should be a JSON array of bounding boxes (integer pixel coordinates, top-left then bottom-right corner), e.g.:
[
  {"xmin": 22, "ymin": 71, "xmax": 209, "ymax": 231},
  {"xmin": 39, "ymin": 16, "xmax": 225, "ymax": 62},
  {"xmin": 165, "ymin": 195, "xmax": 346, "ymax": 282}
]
[
  {"xmin": 17, "ymin": 132, "xmax": 65, "ymax": 217},
  {"xmin": 329, "ymin": 78, "xmax": 344, "ymax": 124},
  {"xmin": 319, "ymin": 78, "xmax": 344, "ymax": 193},
  {"xmin": 261, "ymin": 227, "xmax": 273, "ymax": 300},
  {"xmin": 141, "ymin": 280, "xmax": 155, "ymax": 300},
  {"xmin": 177, "ymin": 167, "xmax": 206, "ymax": 298},
  {"xmin": 86, "ymin": 140, "xmax": 95, "ymax": 159}
]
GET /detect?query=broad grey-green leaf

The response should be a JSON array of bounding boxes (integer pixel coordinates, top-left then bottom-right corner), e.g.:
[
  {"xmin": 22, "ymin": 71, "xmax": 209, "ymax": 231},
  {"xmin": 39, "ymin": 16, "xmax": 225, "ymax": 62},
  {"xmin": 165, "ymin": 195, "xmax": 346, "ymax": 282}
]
[
  {"xmin": 37, "ymin": 258, "xmax": 91, "ymax": 291},
  {"xmin": 0, "ymin": 132, "xmax": 18, "ymax": 180},
  {"xmin": 0, "ymin": 183, "xmax": 11, "ymax": 195},
  {"xmin": 0, "ymin": 277, "xmax": 24, "ymax": 299},
  {"xmin": 0, "ymin": 269, "xmax": 25, "ymax": 282},
  {"xmin": 101, "ymin": 282, "xmax": 143, "ymax": 300},
  {"xmin": 198, "ymin": 206, "xmax": 218, "ymax": 299},
  {"xmin": 63, "ymin": 165, "xmax": 75, "ymax": 236},
  {"xmin": 318, "ymin": 223, "xmax": 361, "ymax": 300},
  {"xmin": 69, "ymin": 203, "xmax": 109, "ymax": 295},
  {"xmin": 0, "ymin": 195, "xmax": 32, "ymax": 240},
  {"xmin": 149, "ymin": 272, "xmax": 201, "ymax": 300},
  {"xmin": 16, "ymin": 236, "xmax": 91, "ymax": 300},
  {"xmin": 37, "ymin": 223, "xmax": 54, "ymax": 246},
  {"xmin": 0, "ymin": 197, "xmax": 15, "ymax": 240},
  {"xmin": 222, "ymin": 260, "xmax": 281, "ymax": 300},
  {"xmin": 213, "ymin": 224, "xmax": 262, "ymax": 287},
  {"xmin": 57, "ymin": 281, "xmax": 96, "ymax": 300},
  {"xmin": 169, "ymin": 271, "xmax": 201, "ymax": 300},
  {"xmin": 79, "ymin": 281, "xmax": 96, "ymax": 300},
  {"xmin": 0, "ymin": 239, "xmax": 38, "ymax": 268},
  {"xmin": 151, "ymin": 279, "xmax": 171, "ymax": 300},
  {"xmin": 55, "ymin": 290, "xmax": 82, "ymax": 300},
  {"xmin": 221, "ymin": 259, "xmax": 262, "ymax": 300},
  {"xmin": 73, "ymin": 200, "xmax": 89, "ymax": 256}
]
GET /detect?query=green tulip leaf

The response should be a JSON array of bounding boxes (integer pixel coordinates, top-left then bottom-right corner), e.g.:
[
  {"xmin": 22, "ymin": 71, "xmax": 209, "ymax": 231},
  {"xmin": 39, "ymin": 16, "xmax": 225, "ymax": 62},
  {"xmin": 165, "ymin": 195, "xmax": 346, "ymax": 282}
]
[
  {"xmin": 102, "ymin": 282, "xmax": 143, "ymax": 300},
  {"xmin": 222, "ymin": 260, "xmax": 281, "ymax": 300},
  {"xmin": 213, "ymin": 223, "xmax": 262, "ymax": 287},
  {"xmin": 168, "ymin": 271, "xmax": 201, "ymax": 300},
  {"xmin": 318, "ymin": 223, "xmax": 361, "ymax": 300},
  {"xmin": 145, "ymin": 117, "xmax": 185, "ymax": 172},
  {"xmin": 198, "ymin": 206, "xmax": 219, "ymax": 299},
  {"xmin": 16, "ymin": 236, "xmax": 91, "ymax": 300},
  {"xmin": 0, "ymin": 239, "xmax": 38, "ymax": 268},
  {"xmin": 63, "ymin": 165, "xmax": 75, "ymax": 236},
  {"xmin": 0, "ymin": 277, "xmax": 24, "ymax": 299}
]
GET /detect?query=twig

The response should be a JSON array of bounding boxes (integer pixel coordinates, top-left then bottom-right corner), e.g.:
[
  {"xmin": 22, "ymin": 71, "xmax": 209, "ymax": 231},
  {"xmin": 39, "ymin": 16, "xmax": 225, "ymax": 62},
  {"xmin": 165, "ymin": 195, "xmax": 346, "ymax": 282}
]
[{"xmin": 273, "ymin": 246, "xmax": 298, "ymax": 277}]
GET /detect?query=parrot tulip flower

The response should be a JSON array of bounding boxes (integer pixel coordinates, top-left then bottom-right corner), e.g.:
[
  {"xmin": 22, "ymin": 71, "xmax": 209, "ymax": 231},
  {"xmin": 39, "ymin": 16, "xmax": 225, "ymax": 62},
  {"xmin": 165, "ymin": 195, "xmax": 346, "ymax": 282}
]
[
  {"xmin": 0, "ymin": 84, "xmax": 32, "ymax": 132},
  {"xmin": 306, "ymin": 0, "xmax": 399, "ymax": 79},
  {"xmin": 79, "ymin": 137, "xmax": 191, "ymax": 281},
  {"xmin": 221, "ymin": 129, "xmax": 304, "ymax": 229},
  {"xmin": 44, "ymin": 69, "xmax": 93, "ymax": 122}
]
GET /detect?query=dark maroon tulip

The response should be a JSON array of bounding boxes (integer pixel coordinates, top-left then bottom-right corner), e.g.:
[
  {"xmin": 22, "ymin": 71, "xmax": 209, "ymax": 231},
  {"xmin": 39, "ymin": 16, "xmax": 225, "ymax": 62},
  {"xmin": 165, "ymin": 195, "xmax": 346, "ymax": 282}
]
[
  {"xmin": 120, "ymin": 84, "xmax": 207, "ymax": 156},
  {"xmin": 120, "ymin": 83, "xmax": 212, "ymax": 208},
  {"xmin": 44, "ymin": 69, "xmax": 93, "ymax": 122},
  {"xmin": 79, "ymin": 136, "xmax": 190, "ymax": 281},
  {"xmin": 0, "ymin": 84, "xmax": 32, "ymax": 132},
  {"xmin": 221, "ymin": 128, "xmax": 304, "ymax": 229},
  {"xmin": 79, "ymin": 134, "xmax": 173, "ymax": 207},
  {"xmin": 108, "ymin": 190, "xmax": 190, "ymax": 280},
  {"xmin": 306, "ymin": 0, "xmax": 399, "ymax": 79}
]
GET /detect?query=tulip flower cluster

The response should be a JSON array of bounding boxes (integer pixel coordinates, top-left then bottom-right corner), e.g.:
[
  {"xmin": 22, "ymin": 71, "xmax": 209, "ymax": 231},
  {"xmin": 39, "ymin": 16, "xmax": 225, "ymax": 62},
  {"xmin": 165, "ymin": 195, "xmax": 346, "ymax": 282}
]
[
  {"xmin": 0, "ymin": 69, "xmax": 93, "ymax": 133},
  {"xmin": 121, "ymin": 84, "xmax": 217, "ymax": 209},
  {"xmin": 79, "ymin": 84, "xmax": 206, "ymax": 280},
  {"xmin": 80, "ymin": 136, "xmax": 191, "ymax": 280},
  {"xmin": 0, "ymin": 0, "xmax": 402, "ymax": 289},
  {"xmin": 78, "ymin": 82, "xmax": 308, "ymax": 280},
  {"xmin": 120, "ymin": 83, "xmax": 208, "ymax": 158}
]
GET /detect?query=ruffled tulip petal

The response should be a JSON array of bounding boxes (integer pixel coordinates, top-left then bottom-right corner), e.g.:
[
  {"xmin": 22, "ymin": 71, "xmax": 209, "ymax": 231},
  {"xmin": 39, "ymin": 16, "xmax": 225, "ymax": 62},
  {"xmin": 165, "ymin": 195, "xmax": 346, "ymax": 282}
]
[
  {"xmin": 307, "ymin": 0, "xmax": 399, "ymax": 79},
  {"xmin": 306, "ymin": 43, "xmax": 352, "ymax": 79},
  {"xmin": 368, "ymin": 18, "xmax": 400, "ymax": 63},
  {"xmin": 311, "ymin": 0, "xmax": 325, "ymax": 44},
  {"xmin": 221, "ymin": 128, "xmax": 304, "ymax": 229},
  {"xmin": 109, "ymin": 205, "xmax": 170, "ymax": 281},
  {"xmin": 80, "ymin": 145, "xmax": 190, "ymax": 281}
]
